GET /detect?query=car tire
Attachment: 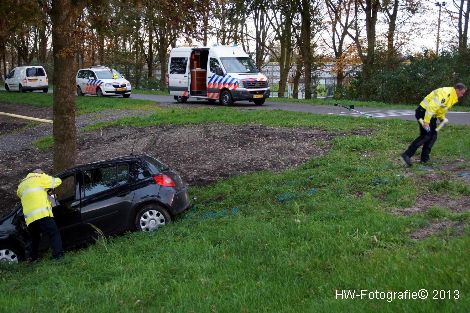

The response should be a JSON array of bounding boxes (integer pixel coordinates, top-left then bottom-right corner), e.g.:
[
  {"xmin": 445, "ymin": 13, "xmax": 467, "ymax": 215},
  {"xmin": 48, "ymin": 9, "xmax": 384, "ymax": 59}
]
[
  {"xmin": 134, "ymin": 204, "xmax": 171, "ymax": 232},
  {"xmin": 175, "ymin": 96, "xmax": 188, "ymax": 103},
  {"xmin": 0, "ymin": 244, "xmax": 22, "ymax": 264},
  {"xmin": 220, "ymin": 90, "xmax": 233, "ymax": 106},
  {"xmin": 77, "ymin": 86, "xmax": 84, "ymax": 96},
  {"xmin": 254, "ymin": 99, "xmax": 265, "ymax": 106},
  {"xmin": 43, "ymin": 88, "xmax": 48, "ymax": 93},
  {"xmin": 96, "ymin": 88, "xmax": 103, "ymax": 97},
  {"xmin": 19, "ymin": 84, "xmax": 24, "ymax": 93},
  {"xmin": 123, "ymin": 94, "xmax": 130, "ymax": 98}
]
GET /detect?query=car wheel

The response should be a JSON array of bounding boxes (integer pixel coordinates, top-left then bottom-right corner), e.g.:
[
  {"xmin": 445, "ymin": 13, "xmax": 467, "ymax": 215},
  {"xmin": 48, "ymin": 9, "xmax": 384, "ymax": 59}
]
[
  {"xmin": 254, "ymin": 99, "xmax": 265, "ymax": 106},
  {"xmin": 175, "ymin": 96, "xmax": 188, "ymax": 103},
  {"xmin": 96, "ymin": 87, "xmax": 103, "ymax": 97},
  {"xmin": 122, "ymin": 94, "xmax": 130, "ymax": 98},
  {"xmin": 135, "ymin": 204, "xmax": 171, "ymax": 232},
  {"xmin": 5, "ymin": 84, "xmax": 10, "ymax": 92},
  {"xmin": 219, "ymin": 90, "xmax": 233, "ymax": 106},
  {"xmin": 77, "ymin": 86, "xmax": 84, "ymax": 96},
  {"xmin": 19, "ymin": 84, "xmax": 24, "ymax": 93},
  {"xmin": 0, "ymin": 245, "xmax": 21, "ymax": 264},
  {"xmin": 43, "ymin": 88, "xmax": 48, "ymax": 93}
]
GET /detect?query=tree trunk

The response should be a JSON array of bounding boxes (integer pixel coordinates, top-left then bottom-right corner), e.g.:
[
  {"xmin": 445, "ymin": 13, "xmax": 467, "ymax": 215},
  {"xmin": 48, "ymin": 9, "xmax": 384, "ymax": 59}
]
[
  {"xmin": 293, "ymin": 58, "xmax": 303, "ymax": 99},
  {"xmin": 300, "ymin": 0, "xmax": 312, "ymax": 99},
  {"xmin": 147, "ymin": 27, "xmax": 154, "ymax": 79},
  {"xmin": 386, "ymin": 0, "xmax": 399, "ymax": 67},
  {"xmin": 51, "ymin": 0, "xmax": 84, "ymax": 173}
]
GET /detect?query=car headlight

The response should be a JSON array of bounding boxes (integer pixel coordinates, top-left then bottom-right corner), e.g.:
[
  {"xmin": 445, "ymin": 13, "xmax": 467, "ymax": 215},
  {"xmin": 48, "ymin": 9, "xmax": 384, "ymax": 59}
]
[{"xmin": 105, "ymin": 83, "xmax": 112, "ymax": 87}]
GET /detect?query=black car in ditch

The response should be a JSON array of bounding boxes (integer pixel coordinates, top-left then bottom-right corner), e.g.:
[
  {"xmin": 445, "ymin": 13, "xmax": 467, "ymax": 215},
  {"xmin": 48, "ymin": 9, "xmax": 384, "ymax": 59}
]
[{"xmin": 0, "ymin": 155, "xmax": 189, "ymax": 263}]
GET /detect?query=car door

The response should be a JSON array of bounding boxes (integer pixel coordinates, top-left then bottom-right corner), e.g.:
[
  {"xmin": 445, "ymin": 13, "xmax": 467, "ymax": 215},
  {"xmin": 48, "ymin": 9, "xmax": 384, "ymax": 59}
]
[
  {"xmin": 208, "ymin": 58, "xmax": 225, "ymax": 93},
  {"xmin": 79, "ymin": 163, "xmax": 135, "ymax": 235},
  {"xmin": 5, "ymin": 69, "xmax": 15, "ymax": 90},
  {"xmin": 169, "ymin": 56, "xmax": 189, "ymax": 95},
  {"xmin": 48, "ymin": 172, "xmax": 92, "ymax": 248}
]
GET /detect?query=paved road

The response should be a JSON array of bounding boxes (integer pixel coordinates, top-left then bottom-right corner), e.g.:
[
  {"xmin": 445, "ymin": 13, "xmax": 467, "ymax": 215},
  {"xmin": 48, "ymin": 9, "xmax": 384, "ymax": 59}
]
[{"xmin": 132, "ymin": 94, "xmax": 470, "ymax": 126}]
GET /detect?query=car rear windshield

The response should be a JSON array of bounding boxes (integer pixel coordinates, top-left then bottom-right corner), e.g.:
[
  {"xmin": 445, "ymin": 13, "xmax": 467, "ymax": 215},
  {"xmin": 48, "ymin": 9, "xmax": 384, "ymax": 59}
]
[
  {"xmin": 26, "ymin": 67, "xmax": 46, "ymax": 77},
  {"xmin": 143, "ymin": 156, "xmax": 169, "ymax": 174}
]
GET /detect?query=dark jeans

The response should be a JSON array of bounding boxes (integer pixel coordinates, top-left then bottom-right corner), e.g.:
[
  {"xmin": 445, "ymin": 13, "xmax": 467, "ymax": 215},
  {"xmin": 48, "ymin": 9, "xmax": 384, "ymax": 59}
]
[
  {"xmin": 403, "ymin": 106, "xmax": 438, "ymax": 162},
  {"xmin": 28, "ymin": 217, "xmax": 64, "ymax": 260}
]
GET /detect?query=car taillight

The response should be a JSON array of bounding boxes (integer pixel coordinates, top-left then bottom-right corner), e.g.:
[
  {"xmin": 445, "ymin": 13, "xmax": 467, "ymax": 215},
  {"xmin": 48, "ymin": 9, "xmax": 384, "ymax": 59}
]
[{"xmin": 153, "ymin": 174, "xmax": 176, "ymax": 187}]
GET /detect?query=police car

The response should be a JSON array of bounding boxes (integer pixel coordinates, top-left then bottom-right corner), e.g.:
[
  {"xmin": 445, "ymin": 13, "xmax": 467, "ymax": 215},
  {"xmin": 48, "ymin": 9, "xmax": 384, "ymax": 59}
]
[{"xmin": 76, "ymin": 66, "xmax": 132, "ymax": 98}]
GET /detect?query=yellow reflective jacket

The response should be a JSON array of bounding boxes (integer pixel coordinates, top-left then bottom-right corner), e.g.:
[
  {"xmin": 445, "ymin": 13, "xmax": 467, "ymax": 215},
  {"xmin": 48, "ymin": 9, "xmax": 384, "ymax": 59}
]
[
  {"xmin": 17, "ymin": 173, "xmax": 62, "ymax": 226},
  {"xmin": 419, "ymin": 87, "xmax": 459, "ymax": 123}
]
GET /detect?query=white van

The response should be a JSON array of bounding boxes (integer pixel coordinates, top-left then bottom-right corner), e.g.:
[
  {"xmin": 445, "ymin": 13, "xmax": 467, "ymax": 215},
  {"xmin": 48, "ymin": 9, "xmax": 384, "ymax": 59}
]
[
  {"xmin": 4, "ymin": 66, "xmax": 48, "ymax": 93},
  {"xmin": 168, "ymin": 45, "xmax": 270, "ymax": 105}
]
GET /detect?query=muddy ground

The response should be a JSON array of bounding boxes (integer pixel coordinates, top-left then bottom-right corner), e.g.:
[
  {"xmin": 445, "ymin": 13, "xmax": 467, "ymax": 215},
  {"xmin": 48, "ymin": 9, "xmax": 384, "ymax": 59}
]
[
  {"xmin": 0, "ymin": 103, "xmax": 345, "ymax": 217},
  {"xmin": 1, "ymin": 102, "xmax": 468, "ymax": 241}
]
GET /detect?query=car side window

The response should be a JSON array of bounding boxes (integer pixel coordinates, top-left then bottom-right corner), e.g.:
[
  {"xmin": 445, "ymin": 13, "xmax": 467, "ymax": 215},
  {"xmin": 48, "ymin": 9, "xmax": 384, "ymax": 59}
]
[
  {"xmin": 7, "ymin": 70, "xmax": 14, "ymax": 79},
  {"xmin": 170, "ymin": 57, "xmax": 187, "ymax": 74},
  {"xmin": 88, "ymin": 71, "xmax": 96, "ymax": 80},
  {"xmin": 77, "ymin": 70, "xmax": 85, "ymax": 79},
  {"xmin": 82, "ymin": 164, "xmax": 129, "ymax": 197},
  {"xmin": 55, "ymin": 175, "xmax": 76, "ymax": 202},
  {"xmin": 129, "ymin": 161, "xmax": 151, "ymax": 180},
  {"xmin": 210, "ymin": 58, "xmax": 222, "ymax": 74}
]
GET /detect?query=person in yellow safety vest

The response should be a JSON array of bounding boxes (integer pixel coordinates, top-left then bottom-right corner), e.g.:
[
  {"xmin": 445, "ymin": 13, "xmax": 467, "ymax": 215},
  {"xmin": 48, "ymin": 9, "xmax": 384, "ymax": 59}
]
[
  {"xmin": 17, "ymin": 169, "xmax": 63, "ymax": 261},
  {"xmin": 401, "ymin": 83, "xmax": 467, "ymax": 166}
]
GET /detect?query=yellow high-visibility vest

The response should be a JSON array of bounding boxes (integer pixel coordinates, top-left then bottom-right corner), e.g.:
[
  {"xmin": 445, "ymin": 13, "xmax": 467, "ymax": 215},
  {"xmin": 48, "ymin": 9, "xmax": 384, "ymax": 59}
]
[
  {"xmin": 17, "ymin": 173, "xmax": 62, "ymax": 226},
  {"xmin": 419, "ymin": 87, "xmax": 459, "ymax": 123}
]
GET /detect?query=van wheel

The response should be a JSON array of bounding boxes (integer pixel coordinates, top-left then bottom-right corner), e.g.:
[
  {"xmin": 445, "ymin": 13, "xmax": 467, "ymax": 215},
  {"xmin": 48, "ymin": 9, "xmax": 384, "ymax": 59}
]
[
  {"xmin": 134, "ymin": 204, "xmax": 171, "ymax": 232},
  {"xmin": 4, "ymin": 84, "xmax": 10, "ymax": 92},
  {"xmin": 43, "ymin": 88, "xmax": 48, "ymax": 93},
  {"xmin": 254, "ymin": 99, "xmax": 265, "ymax": 106},
  {"xmin": 175, "ymin": 96, "xmax": 188, "ymax": 103},
  {"xmin": 96, "ymin": 88, "xmax": 103, "ymax": 97},
  {"xmin": 19, "ymin": 84, "xmax": 24, "ymax": 93},
  {"xmin": 76, "ymin": 86, "xmax": 83, "ymax": 96},
  {"xmin": 0, "ymin": 244, "xmax": 22, "ymax": 264},
  {"xmin": 220, "ymin": 90, "xmax": 233, "ymax": 106}
]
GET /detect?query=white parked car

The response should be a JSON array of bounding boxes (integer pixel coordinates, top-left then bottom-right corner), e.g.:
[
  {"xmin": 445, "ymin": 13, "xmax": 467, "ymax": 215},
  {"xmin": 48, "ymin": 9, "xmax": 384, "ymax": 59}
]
[
  {"xmin": 76, "ymin": 66, "xmax": 132, "ymax": 98},
  {"xmin": 4, "ymin": 66, "xmax": 48, "ymax": 93}
]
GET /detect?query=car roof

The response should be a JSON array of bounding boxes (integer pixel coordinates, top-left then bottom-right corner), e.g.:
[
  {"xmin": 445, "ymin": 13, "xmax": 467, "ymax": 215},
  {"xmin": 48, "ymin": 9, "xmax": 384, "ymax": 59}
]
[{"xmin": 59, "ymin": 155, "xmax": 146, "ymax": 175}]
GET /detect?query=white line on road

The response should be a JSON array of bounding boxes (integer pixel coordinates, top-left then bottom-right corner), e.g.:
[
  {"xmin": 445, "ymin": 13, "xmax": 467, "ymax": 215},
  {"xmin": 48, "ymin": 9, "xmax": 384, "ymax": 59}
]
[{"xmin": 0, "ymin": 112, "xmax": 53, "ymax": 123}]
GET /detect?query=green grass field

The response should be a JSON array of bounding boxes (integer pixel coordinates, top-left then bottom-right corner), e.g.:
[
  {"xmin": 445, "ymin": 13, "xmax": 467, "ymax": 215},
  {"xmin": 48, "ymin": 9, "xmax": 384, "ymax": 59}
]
[
  {"xmin": 0, "ymin": 91, "xmax": 156, "ymax": 114},
  {"xmin": 1, "ymin": 95, "xmax": 469, "ymax": 312}
]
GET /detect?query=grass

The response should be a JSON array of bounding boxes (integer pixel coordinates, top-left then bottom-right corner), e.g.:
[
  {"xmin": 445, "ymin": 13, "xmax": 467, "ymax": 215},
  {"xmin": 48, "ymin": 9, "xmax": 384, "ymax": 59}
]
[
  {"xmin": 2, "ymin": 102, "xmax": 470, "ymax": 312},
  {"xmin": 0, "ymin": 91, "xmax": 156, "ymax": 114},
  {"xmin": 267, "ymin": 96, "xmax": 470, "ymax": 112}
]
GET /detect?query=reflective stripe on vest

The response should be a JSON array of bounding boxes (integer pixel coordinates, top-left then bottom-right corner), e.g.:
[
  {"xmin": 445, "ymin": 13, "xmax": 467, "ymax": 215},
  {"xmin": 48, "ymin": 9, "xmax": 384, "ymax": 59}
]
[
  {"xmin": 20, "ymin": 187, "xmax": 45, "ymax": 198},
  {"xmin": 24, "ymin": 207, "xmax": 53, "ymax": 219},
  {"xmin": 50, "ymin": 178, "xmax": 55, "ymax": 189}
]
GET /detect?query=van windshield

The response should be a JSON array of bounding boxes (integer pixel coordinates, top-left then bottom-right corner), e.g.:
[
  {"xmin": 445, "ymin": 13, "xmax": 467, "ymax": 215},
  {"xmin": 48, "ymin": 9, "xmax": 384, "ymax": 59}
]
[{"xmin": 220, "ymin": 57, "xmax": 259, "ymax": 74}]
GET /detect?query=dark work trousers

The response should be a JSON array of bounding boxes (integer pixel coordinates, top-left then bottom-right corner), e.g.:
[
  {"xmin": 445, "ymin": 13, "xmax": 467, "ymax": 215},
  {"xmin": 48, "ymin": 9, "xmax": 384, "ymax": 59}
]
[
  {"xmin": 28, "ymin": 217, "xmax": 64, "ymax": 260},
  {"xmin": 403, "ymin": 106, "xmax": 438, "ymax": 162}
]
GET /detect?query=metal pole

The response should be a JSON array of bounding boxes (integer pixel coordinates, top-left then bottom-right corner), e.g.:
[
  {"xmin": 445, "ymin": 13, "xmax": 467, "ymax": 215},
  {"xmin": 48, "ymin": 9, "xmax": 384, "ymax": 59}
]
[{"xmin": 435, "ymin": 2, "xmax": 446, "ymax": 55}]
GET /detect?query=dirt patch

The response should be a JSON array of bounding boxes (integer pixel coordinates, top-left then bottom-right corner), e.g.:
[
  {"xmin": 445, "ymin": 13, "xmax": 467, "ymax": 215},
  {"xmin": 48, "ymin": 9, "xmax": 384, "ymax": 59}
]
[
  {"xmin": 410, "ymin": 220, "xmax": 465, "ymax": 240},
  {"xmin": 0, "ymin": 123, "xmax": 344, "ymax": 217},
  {"xmin": 0, "ymin": 117, "xmax": 29, "ymax": 135},
  {"xmin": 0, "ymin": 102, "xmax": 52, "ymax": 119},
  {"xmin": 392, "ymin": 194, "xmax": 470, "ymax": 215}
]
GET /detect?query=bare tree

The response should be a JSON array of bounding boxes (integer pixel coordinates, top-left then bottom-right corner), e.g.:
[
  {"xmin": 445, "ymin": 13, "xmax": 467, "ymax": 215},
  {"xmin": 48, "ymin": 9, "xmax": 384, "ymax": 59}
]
[{"xmin": 325, "ymin": 0, "xmax": 355, "ymax": 91}]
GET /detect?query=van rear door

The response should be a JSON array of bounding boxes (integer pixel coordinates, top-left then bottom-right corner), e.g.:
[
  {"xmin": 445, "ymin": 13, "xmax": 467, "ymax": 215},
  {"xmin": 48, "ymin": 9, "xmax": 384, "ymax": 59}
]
[
  {"xmin": 168, "ymin": 56, "xmax": 189, "ymax": 96},
  {"xmin": 26, "ymin": 67, "xmax": 46, "ymax": 88}
]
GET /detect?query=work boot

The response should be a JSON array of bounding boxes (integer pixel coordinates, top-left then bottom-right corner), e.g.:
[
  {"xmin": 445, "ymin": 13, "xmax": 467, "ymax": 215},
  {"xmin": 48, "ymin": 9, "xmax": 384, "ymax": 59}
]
[{"xmin": 401, "ymin": 153, "xmax": 412, "ymax": 167}]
